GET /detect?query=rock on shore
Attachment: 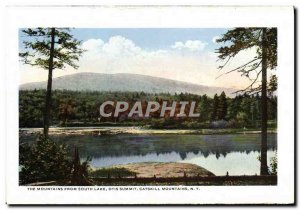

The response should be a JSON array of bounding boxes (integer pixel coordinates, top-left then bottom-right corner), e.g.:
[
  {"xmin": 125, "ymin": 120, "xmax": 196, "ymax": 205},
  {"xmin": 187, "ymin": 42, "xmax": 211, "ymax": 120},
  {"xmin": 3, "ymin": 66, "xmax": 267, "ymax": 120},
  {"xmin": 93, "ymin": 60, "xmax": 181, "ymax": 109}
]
[{"xmin": 107, "ymin": 162, "xmax": 215, "ymax": 178}]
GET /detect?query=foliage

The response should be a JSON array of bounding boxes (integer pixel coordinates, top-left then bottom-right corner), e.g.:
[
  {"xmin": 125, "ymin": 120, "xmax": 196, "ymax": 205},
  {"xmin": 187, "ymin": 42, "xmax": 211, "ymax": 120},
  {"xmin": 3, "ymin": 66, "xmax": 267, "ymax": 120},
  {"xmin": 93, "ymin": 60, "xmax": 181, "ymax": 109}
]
[
  {"xmin": 19, "ymin": 28, "xmax": 85, "ymax": 70},
  {"xmin": 218, "ymin": 91, "xmax": 228, "ymax": 120},
  {"xmin": 211, "ymin": 94, "xmax": 219, "ymax": 121},
  {"xmin": 269, "ymin": 152, "xmax": 277, "ymax": 175},
  {"xmin": 210, "ymin": 92, "xmax": 228, "ymax": 121},
  {"xmin": 268, "ymin": 75, "xmax": 278, "ymax": 96},
  {"xmin": 216, "ymin": 28, "xmax": 277, "ymax": 175},
  {"xmin": 58, "ymin": 99, "xmax": 75, "ymax": 126},
  {"xmin": 70, "ymin": 147, "xmax": 93, "ymax": 185},
  {"xmin": 19, "ymin": 134, "xmax": 71, "ymax": 184},
  {"xmin": 19, "ymin": 90, "xmax": 277, "ymax": 129},
  {"xmin": 210, "ymin": 120, "xmax": 229, "ymax": 129},
  {"xmin": 236, "ymin": 112, "xmax": 249, "ymax": 127},
  {"xmin": 257, "ymin": 152, "xmax": 277, "ymax": 176},
  {"xmin": 19, "ymin": 27, "xmax": 85, "ymax": 138},
  {"xmin": 198, "ymin": 94, "xmax": 211, "ymax": 121},
  {"xmin": 216, "ymin": 28, "xmax": 277, "ymax": 94}
]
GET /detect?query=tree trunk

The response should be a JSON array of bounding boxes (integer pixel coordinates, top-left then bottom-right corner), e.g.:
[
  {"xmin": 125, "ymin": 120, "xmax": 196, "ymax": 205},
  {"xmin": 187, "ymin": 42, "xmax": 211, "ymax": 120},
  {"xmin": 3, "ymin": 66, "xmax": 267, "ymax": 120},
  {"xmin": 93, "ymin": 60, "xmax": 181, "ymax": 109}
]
[
  {"xmin": 260, "ymin": 28, "xmax": 268, "ymax": 175},
  {"xmin": 43, "ymin": 28, "xmax": 55, "ymax": 139}
]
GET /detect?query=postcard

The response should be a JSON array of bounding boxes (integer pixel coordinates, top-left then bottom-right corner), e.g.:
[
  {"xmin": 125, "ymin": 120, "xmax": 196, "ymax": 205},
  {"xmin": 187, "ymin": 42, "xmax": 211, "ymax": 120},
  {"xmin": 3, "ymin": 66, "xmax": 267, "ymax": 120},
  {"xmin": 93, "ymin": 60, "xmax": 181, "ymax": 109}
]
[{"xmin": 5, "ymin": 5, "xmax": 295, "ymax": 205}]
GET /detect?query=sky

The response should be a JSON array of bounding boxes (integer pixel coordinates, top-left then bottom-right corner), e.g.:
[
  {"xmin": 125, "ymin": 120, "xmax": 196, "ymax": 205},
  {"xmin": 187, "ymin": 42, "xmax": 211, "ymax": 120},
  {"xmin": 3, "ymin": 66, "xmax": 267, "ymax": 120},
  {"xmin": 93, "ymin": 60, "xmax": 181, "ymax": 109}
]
[{"xmin": 19, "ymin": 28, "xmax": 260, "ymax": 89}]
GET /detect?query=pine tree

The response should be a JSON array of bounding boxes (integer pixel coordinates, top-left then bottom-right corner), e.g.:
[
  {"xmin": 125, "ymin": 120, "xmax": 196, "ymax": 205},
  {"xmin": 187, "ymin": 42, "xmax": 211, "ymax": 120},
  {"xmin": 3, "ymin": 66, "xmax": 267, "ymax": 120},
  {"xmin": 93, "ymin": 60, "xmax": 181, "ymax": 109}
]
[
  {"xmin": 19, "ymin": 28, "xmax": 85, "ymax": 138},
  {"xmin": 218, "ymin": 91, "xmax": 227, "ymax": 120},
  {"xmin": 211, "ymin": 94, "xmax": 219, "ymax": 121},
  {"xmin": 216, "ymin": 28, "xmax": 277, "ymax": 175},
  {"xmin": 199, "ymin": 94, "xmax": 210, "ymax": 121}
]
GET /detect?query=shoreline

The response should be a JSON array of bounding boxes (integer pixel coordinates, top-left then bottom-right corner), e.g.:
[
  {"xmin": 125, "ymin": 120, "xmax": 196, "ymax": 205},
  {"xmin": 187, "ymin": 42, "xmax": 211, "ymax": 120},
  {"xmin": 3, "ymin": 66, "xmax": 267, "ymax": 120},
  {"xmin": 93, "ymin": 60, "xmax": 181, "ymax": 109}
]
[
  {"xmin": 23, "ymin": 162, "xmax": 277, "ymax": 186},
  {"xmin": 90, "ymin": 162, "xmax": 215, "ymax": 178},
  {"xmin": 19, "ymin": 126, "xmax": 277, "ymax": 136}
]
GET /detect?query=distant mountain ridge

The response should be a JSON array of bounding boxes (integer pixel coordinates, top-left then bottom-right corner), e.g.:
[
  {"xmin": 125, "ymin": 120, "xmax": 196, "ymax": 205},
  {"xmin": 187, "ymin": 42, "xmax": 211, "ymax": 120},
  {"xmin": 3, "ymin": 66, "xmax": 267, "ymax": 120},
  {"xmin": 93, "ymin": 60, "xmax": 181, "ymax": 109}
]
[{"xmin": 20, "ymin": 72, "xmax": 236, "ymax": 97}]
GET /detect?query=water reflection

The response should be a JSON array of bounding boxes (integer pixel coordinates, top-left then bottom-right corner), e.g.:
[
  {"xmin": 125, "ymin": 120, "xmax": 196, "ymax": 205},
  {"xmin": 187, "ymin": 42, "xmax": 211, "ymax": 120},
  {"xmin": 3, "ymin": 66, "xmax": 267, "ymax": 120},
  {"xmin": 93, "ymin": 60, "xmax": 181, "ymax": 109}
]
[
  {"xmin": 89, "ymin": 150, "xmax": 276, "ymax": 176},
  {"xmin": 20, "ymin": 133, "xmax": 277, "ymax": 175}
]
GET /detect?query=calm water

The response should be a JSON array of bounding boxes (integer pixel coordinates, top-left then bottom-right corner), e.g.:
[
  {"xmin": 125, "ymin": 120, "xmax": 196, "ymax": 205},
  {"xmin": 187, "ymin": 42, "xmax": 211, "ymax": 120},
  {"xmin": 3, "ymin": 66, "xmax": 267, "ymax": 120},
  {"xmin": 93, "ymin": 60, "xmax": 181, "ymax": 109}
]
[{"xmin": 20, "ymin": 133, "xmax": 277, "ymax": 176}]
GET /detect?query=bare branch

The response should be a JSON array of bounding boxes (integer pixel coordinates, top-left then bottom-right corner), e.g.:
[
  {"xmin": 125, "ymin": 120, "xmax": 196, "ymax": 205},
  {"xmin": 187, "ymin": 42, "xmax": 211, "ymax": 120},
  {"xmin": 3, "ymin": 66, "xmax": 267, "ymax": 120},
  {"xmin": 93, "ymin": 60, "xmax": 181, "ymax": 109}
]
[
  {"xmin": 216, "ymin": 58, "xmax": 260, "ymax": 79},
  {"xmin": 233, "ymin": 69, "xmax": 262, "ymax": 94},
  {"xmin": 217, "ymin": 56, "xmax": 232, "ymax": 72}
]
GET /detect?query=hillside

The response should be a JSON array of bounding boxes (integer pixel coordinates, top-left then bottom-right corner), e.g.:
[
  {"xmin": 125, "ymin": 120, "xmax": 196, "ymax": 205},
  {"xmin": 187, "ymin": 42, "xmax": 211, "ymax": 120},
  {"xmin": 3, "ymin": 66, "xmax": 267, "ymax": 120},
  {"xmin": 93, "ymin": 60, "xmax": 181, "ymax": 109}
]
[{"xmin": 20, "ymin": 73, "xmax": 236, "ymax": 96}]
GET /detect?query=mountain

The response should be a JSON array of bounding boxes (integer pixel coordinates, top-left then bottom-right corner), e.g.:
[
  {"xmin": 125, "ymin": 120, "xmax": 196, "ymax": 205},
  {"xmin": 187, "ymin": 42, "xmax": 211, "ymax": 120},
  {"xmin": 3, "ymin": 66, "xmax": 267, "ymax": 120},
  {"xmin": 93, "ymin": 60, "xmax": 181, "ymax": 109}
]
[{"xmin": 20, "ymin": 73, "xmax": 237, "ymax": 97}]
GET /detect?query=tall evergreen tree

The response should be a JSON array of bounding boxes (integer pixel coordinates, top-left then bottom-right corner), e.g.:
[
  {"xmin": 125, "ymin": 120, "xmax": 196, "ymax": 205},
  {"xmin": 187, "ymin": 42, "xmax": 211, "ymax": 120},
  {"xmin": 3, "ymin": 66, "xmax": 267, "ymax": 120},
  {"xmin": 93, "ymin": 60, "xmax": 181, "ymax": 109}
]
[
  {"xmin": 227, "ymin": 96, "xmax": 241, "ymax": 120},
  {"xmin": 211, "ymin": 94, "xmax": 219, "ymax": 121},
  {"xmin": 198, "ymin": 94, "xmax": 210, "ymax": 121},
  {"xmin": 250, "ymin": 96, "xmax": 259, "ymax": 126},
  {"xmin": 19, "ymin": 28, "xmax": 85, "ymax": 138},
  {"xmin": 216, "ymin": 28, "xmax": 277, "ymax": 175},
  {"xmin": 218, "ymin": 91, "xmax": 228, "ymax": 120}
]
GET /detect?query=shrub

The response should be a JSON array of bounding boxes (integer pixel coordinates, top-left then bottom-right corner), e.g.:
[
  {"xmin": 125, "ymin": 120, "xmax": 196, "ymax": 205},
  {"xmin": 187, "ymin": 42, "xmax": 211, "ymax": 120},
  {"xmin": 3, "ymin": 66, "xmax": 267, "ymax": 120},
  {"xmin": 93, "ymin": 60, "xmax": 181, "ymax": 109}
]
[
  {"xmin": 269, "ymin": 152, "xmax": 277, "ymax": 175},
  {"xmin": 236, "ymin": 112, "xmax": 249, "ymax": 127},
  {"xmin": 210, "ymin": 120, "xmax": 229, "ymax": 129},
  {"xmin": 257, "ymin": 152, "xmax": 278, "ymax": 176},
  {"xmin": 19, "ymin": 134, "xmax": 72, "ymax": 185}
]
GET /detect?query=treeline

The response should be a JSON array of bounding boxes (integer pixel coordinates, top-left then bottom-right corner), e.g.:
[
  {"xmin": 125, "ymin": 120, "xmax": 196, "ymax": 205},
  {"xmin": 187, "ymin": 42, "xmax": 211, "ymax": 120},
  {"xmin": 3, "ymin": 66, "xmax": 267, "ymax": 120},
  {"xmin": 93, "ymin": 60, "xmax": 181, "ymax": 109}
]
[{"xmin": 19, "ymin": 90, "xmax": 277, "ymax": 129}]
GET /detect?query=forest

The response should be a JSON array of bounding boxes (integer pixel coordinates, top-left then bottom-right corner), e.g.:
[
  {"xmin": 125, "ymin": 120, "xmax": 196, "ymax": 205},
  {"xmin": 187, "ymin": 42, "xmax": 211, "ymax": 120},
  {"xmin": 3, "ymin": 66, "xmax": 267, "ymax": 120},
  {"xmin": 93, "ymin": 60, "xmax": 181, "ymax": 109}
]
[
  {"xmin": 18, "ymin": 27, "xmax": 279, "ymax": 186},
  {"xmin": 19, "ymin": 89, "xmax": 277, "ymax": 129}
]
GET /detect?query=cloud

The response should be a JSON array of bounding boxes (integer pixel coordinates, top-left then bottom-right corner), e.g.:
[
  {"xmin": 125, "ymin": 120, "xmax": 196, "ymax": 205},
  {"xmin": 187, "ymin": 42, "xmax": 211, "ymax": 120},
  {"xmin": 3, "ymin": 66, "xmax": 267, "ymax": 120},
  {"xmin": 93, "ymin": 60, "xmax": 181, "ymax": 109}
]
[
  {"xmin": 102, "ymin": 36, "xmax": 142, "ymax": 57},
  {"xmin": 20, "ymin": 35, "xmax": 259, "ymax": 89},
  {"xmin": 82, "ymin": 39, "xmax": 104, "ymax": 50},
  {"xmin": 81, "ymin": 36, "xmax": 168, "ymax": 61},
  {"xmin": 171, "ymin": 40, "xmax": 207, "ymax": 51}
]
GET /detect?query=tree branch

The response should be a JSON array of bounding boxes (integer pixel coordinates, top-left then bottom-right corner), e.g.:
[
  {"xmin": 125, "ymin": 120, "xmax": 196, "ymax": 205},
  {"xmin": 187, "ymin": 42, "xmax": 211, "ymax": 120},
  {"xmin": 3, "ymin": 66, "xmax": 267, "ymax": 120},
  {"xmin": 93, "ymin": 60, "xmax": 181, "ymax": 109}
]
[
  {"xmin": 234, "ymin": 69, "xmax": 262, "ymax": 94},
  {"xmin": 216, "ymin": 58, "xmax": 260, "ymax": 79}
]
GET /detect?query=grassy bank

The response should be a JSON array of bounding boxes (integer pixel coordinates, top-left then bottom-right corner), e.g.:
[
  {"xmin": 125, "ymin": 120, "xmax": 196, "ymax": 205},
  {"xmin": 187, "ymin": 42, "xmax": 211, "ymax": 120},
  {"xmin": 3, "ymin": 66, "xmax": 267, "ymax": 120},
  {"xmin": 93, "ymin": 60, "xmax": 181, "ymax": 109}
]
[
  {"xmin": 90, "ymin": 176, "xmax": 277, "ymax": 186},
  {"xmin": 86, "ymin": 163, "xmax": 276, "ymax": 186},
  {"xmin": 25, "ymin": 176, "xmax": 277, "ymax": 186}
]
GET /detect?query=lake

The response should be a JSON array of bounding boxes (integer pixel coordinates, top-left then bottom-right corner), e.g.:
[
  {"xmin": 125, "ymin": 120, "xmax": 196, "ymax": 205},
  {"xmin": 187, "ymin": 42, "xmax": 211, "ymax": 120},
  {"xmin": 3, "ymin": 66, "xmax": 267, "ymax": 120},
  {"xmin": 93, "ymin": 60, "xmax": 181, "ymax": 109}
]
[{"xmin": 20, "ymin": 131, "xmax": 277, "ymax": 176}]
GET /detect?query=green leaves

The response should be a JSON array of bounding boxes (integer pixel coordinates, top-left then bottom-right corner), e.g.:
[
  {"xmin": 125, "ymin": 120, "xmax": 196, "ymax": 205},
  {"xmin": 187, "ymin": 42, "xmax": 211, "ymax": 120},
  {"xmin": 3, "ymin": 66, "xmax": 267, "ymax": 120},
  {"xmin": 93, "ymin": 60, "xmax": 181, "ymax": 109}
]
[
  {"xmin": 269, "ymin": 152, "xmax": 277, "ymax": 175},
  {"xmin": 216, "ymin": 28, "xmax": 277, "ymax": 94},
  {"xmin": 19, "ymin": 135, "xmax": 72, "ymax": 185},
  {"xmin": 19, "ymin": 28, "xmax": 85, "ymax": 70}
]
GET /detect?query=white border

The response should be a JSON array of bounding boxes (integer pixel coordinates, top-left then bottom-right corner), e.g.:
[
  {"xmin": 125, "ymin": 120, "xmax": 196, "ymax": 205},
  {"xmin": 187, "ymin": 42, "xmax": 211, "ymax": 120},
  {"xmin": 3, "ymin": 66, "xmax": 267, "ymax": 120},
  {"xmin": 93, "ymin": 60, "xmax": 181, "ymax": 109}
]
[{"xmin": 5, "ymin": 6, "xmax": 294, "ymax": 204}]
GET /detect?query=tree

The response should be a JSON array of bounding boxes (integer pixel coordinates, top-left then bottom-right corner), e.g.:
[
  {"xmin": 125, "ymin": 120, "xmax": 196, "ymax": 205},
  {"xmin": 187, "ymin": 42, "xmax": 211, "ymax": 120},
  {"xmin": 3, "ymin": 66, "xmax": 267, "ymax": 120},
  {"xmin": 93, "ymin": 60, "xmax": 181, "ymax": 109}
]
[
  {"xmin": 198, "ymin": 94, "xmax": 211, "ymax": 121},
  {"xmin": 218, "ymin": 91, "xmax": 228, "ymax": 120},
  {"xmin": 227, "ymin": 96, "xmax": 241, "ymax": 120},
  {"xmin": 216, "ymin": 28, "xmax": 277, "ymax": 175},
  {"xmin": 211, "ymin": 94, "xmax": 219, "ymax": 121},
  {"xmin": 59, "ymin": 99, "xmax": 75, "ymax": 126},
  {"xmin": 19, "ymin": 28, "xmax": 84, "ymax": 138},
  {"xmin": 71, "ymin": 147, "xmax": 93, "ymax": 186},
  {"xmin": 250, "ymin": 96, "xmax": 259, "ymax": 126},
  {"xmin": 268, "ymin": 75, "xmax": 278, "ymax": 97}
]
